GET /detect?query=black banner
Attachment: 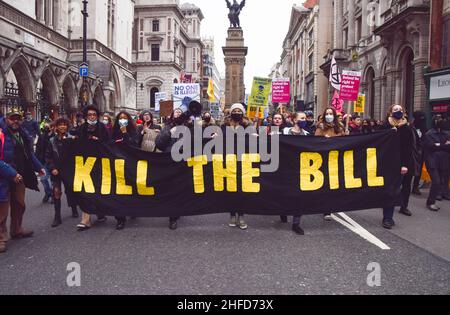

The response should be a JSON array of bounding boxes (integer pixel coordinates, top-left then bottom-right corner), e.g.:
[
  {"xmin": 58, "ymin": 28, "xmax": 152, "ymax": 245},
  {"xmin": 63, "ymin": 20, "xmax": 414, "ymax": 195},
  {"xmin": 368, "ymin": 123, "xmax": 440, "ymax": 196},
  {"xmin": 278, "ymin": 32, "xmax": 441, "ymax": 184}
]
[{"xmin": 61, "ymin": 131, "xmax": 401, "ymax": 217}]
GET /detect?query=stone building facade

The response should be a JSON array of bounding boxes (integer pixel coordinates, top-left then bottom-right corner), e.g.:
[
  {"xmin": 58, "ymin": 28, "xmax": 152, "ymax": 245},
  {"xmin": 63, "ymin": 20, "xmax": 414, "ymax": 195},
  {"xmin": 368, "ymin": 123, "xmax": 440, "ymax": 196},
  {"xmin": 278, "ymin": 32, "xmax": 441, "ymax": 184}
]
[
  {"xmin": 133, "ymin": 0, "xmax": 204, "ymax": 112},
  {"xmin": 320, "ymin": 0, "xmax": 430, "ymax": 119},
  {"xmin": 281, "ymin": 0, "xmax": 333, "ymax": 116},
  {"xmin": 0, "ymin": 0, "xmax": 137, "ymax": 119}
]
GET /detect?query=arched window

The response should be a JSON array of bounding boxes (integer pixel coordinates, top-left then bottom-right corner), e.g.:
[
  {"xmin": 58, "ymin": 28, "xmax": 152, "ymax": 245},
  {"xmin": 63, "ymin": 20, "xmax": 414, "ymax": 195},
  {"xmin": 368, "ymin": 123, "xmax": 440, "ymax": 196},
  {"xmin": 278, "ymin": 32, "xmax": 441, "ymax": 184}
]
[{"xmin": 150, "ymin": 87, "xmax": 159, "ymax": 109}]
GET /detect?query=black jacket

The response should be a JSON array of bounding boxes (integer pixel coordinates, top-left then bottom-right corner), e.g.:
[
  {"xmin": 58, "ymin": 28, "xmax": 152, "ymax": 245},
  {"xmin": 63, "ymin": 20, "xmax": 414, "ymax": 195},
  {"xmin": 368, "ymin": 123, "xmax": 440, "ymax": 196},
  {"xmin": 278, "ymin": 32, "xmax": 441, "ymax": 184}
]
[
  {"xmin": 79, "ymin": 122, "xmax": 110, "ymax": 142},
  {"xmin": 423, "ymin": 129, "xmax": 450, "ymax": 170},
  {"xmin": 382, "ymin": 121, "xmax": 415, "ymax": 172},
  {"xmin": 111, "ymin": 129, "xmax": 139, "ymax": 147},
  {"xmin": 35, "ymin": 131, "xmax": 53, "ymax": 164}
]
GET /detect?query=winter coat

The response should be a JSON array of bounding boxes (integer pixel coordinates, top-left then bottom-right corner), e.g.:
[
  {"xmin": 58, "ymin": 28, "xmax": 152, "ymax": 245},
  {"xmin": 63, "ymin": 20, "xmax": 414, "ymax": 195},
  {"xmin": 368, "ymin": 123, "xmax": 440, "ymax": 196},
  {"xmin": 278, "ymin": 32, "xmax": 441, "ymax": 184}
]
[
  {"xmin": 0, "ymin": 118, "xmax": 43, "ymax": 201},
  {"xmin": 423, "ymin": 128, "xmax": 450, "ymax": 171}
]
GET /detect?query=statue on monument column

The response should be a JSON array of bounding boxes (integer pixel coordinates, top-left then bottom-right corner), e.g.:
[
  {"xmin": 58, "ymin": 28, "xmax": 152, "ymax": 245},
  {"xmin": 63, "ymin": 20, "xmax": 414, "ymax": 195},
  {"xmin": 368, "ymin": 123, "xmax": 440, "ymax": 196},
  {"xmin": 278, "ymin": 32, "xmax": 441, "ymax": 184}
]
[{"xmin": 225, "ymin": 0, "xmax": 246, "ymax": 28}]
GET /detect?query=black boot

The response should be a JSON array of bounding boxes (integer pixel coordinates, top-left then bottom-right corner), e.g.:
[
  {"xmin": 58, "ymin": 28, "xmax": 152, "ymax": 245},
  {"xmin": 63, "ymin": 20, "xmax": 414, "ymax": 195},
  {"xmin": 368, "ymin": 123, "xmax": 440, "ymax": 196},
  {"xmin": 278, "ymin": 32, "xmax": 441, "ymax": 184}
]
[
  {"xmin": 292, "ymin": 224, "xmax": 305, "ymax": 235},
  {"xmin": 280, "ymin": 215, "xmax": 288, "ymax": 223},
  {"xmin": 42, "ymin": 192, "xmax": 51, "ymax": 203},
  {"xmin": 71, "ymin": 206, "xmax": 79, "ymax": 218},
  {"xmin": 51, "ymin": 200, "xmax": 62, "ymax": 228},
  {"xmin": 115, "ymin": 217, "xmax": 126, "ymax": 230}
]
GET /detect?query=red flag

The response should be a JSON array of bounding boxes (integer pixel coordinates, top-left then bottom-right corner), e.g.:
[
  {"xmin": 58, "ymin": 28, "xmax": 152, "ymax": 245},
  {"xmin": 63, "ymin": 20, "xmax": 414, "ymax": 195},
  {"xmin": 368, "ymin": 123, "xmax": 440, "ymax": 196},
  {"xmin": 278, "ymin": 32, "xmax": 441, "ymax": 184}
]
[{"xmin": 330, "ymin": 90, "xmax": 344, "ymax": 114}]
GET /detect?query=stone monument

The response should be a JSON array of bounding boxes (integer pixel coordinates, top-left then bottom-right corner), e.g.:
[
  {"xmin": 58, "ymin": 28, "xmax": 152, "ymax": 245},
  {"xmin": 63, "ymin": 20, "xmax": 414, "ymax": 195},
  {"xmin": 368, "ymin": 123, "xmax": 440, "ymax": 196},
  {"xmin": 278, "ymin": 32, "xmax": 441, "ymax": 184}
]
[{"xmin": 223, "ymin": 0, "xmax": 248, "ymax": 107}]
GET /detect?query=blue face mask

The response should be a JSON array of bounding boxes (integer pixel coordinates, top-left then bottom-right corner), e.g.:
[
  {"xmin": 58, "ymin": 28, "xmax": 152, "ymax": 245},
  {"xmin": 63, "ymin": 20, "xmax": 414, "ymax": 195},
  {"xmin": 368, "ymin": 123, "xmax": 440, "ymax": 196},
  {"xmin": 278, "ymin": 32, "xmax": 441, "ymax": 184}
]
[
  {"xmin": 392, "ymin": 111, "xmax": 404, "ymax": 120},
  {"xmin": 119, "ymin": 119, "xmax": 129, "ymax": 127},
  {"xmin": 297, "ymin": 121, "xmax": 308, "ymax": 129}
]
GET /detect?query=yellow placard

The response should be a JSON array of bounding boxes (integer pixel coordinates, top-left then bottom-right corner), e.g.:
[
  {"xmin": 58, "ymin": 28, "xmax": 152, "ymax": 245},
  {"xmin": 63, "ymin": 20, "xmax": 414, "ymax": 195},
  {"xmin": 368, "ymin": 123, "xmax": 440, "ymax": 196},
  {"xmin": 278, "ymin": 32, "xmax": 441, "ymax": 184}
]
[
  {"xmin": 355, "ymin": 94, "xmax": 365, "ymax": 113},
  {"xmin": 248, "ymin": 77, "xmax": 272, "ymax": 108},
  {"xmin": 248, "ymin": 106, "xmax": 265, "ymax": 120}
]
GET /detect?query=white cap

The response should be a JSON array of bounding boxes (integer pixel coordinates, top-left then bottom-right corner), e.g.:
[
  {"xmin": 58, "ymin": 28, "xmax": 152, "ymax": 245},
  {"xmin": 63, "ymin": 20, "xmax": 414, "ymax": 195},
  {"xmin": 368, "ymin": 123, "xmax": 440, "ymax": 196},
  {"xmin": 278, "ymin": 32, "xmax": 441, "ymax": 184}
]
[{"xmin": 230, "ymin": 103, "xmax": 246, "ymax": 115}]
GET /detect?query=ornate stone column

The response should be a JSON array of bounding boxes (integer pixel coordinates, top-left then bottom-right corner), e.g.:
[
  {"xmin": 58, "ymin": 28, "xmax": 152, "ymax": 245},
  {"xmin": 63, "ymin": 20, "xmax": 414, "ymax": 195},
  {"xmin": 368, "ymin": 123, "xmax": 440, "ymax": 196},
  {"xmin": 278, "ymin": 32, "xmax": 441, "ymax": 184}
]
[{"xmin": 222, "ymin": 27, "xmax": 248, "ymax": 107}]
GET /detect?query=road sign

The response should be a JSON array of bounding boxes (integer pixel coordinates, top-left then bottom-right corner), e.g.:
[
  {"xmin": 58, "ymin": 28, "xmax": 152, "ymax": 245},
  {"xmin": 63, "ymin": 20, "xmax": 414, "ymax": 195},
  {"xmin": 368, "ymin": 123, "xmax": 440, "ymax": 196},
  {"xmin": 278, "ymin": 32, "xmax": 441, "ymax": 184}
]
[{"xmin": 79, "ymin": 63, "xmax": 89, "ymax": 77}]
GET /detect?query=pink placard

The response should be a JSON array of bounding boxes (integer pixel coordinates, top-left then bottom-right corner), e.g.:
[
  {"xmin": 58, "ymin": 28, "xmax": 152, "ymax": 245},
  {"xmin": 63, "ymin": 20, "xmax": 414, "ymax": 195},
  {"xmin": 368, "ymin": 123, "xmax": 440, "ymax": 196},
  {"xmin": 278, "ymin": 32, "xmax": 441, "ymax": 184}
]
[
  {"xmin": 340, "ymin": 71, "xmax": 361, "ymax": 101},
  {"xmin": 272, "ymin": 78, "xmax": 291, "ymax": 103}
]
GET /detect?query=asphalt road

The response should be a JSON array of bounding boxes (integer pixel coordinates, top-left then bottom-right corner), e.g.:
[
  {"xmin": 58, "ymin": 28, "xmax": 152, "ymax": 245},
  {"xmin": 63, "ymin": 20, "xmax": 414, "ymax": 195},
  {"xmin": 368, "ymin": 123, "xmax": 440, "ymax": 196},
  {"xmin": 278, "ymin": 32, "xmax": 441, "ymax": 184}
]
[{"xmin": 0, "ymin": 187, "xmax": 449, "ymax": 295}]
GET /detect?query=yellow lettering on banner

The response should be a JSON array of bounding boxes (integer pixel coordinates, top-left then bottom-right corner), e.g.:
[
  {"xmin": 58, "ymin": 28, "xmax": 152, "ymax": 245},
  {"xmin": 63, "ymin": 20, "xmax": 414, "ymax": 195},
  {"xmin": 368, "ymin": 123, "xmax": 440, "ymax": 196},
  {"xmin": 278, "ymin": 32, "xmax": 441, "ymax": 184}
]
[
  {"xmin": 328, "ymin": 151, "xmax": 340, "ymax": 190},
  {"xmin": 344, "ymin": 151, "xmax": 363, "ymax": 189},
  {"xmin": 136, "ymin": 161, "xmax": 155, "ymax": 196},
  {"xmin": 367, "ymin": 148, "xmax": 384, "ymax": 187},
  {"xmin": 212, "ymin": 154, "xmax": 237, "ymax": 192},
  {"xmin": 115, "ymin": 160, "xmax": 133, "ymax": 195},
  {"xmin": 187, "ymin": 155, "xmax": 208, "ymax": 194},
  {"xmin": 73, "ymin": 156, "xmax": 96, "ymax": 193},
  {"xmin": 242, "ymin": 154, "xmax": 261, "ymax": 193},
  {"xmin": 300, "ymin": 153, "xmax": 324, "ymax": 191},
  {"xmin": 101, "ymin": 158, "xmax": 111, "ymax": 195}
]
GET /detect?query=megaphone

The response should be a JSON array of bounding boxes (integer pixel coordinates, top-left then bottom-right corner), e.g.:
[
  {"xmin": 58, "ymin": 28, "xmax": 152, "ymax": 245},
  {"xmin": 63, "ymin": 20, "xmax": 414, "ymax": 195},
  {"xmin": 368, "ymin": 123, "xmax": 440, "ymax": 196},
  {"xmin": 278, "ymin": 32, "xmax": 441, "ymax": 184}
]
[{"xmin": 188, "ymin": 100, "xmax": 203, "ymax": 118}]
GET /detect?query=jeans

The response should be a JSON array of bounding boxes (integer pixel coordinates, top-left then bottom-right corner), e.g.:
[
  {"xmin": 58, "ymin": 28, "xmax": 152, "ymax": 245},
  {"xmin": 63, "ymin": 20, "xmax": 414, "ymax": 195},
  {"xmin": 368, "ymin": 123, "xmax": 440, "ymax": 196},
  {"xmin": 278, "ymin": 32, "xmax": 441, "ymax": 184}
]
[
  {"xmin": 427, "ymin": 168, "xmax": 450, "ymax": 205},
  {"xmin": 40, "ymin": 167, "xmax": 52, "ymax": 196},
  {"xmin": 383, "ymin": 207, "xmax": 395, "ymax": 221}
]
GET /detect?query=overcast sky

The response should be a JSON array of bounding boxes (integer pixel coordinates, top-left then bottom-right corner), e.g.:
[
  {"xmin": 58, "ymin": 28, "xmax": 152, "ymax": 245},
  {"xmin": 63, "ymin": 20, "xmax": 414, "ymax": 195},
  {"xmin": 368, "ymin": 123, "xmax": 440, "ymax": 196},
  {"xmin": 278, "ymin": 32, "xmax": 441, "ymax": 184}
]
[{"xmin": 187, "ymin": 0, "xmax": 298, "ymax": 93}]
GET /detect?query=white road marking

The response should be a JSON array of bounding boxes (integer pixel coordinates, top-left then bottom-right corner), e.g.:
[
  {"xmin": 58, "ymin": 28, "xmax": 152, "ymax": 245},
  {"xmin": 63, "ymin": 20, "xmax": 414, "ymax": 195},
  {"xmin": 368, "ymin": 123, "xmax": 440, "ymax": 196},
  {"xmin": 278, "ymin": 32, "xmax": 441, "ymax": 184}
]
[{"xmin": 331, "ymin": 212, "xmax": 391, "ymax": 250}]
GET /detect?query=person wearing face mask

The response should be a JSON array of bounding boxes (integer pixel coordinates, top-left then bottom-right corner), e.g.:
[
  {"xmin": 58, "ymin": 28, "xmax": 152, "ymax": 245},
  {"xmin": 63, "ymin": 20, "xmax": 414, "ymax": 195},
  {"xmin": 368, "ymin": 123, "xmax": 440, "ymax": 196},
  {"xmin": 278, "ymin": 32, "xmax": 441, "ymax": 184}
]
[
  {"xmin": 315, "ymin": 107, "xmax": 345, "ymax": 138},
  {"xmin": 156, "ymin": 106, "xmax": 191, "ymax": 230},
  {"xmin": 411, "ymin": 111, "xmax": 428, "ymax": 196},
  {"xmin": 281, "ymin": 112, "xmax": 311, "ymax": 235},
  {"xmin": 111, "ymin": 111, "xmax": 139, "ymax": 230},
  {"xmin": 35, "ymin": 122, "xmax": 54, "ymax": 203},
  {"xmin": 222, "ymin": 103, "xmax": 250, "ymax": 230},
  {"xmin": 102, "ymin": 114, "xmax": 113, "ymax": 137},
  {"xmin": 423, "ymin": 114, "xmax": 450, "ymax": 211},
  {"xmin": 138, "ymin": 110, "xmax": 162, "ymax": 153},
  {"xmin": 76, "ymin": 105, "xmax": 110, "ymax": 231},
  {"xmin": 22, "ymin": 112, "xmax": 40, "ymax": 144},
  {"xmin": 380, "ymin": 104, "xmax": 415, "ymax": 228},
  {"xmin": 304, "ymin": 111, "xmax": 316, "ymax": 135},
  {"xmin": 315, "ymin": 107, "xmax": 345, "ymax": 221}
]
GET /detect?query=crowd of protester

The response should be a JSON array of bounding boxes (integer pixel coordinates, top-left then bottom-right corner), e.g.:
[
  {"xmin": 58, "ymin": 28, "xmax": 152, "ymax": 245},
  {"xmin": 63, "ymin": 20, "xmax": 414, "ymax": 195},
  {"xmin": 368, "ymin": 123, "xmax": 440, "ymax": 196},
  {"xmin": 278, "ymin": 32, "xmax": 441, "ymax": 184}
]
[{"xmin": 0, "ymin": 101, "xmax": 448, "ymax": 253}]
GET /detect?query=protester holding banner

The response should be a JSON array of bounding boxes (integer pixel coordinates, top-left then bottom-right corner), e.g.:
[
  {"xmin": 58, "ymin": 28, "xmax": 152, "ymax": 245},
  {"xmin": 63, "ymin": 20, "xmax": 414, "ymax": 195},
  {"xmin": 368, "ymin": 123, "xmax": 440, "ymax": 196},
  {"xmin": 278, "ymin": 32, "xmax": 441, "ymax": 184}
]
[
  {"xmin": 156, "ymin": 106, "xmax": 191, "ymax": 230},
  {"xmin": 381, "ymin": 104, "xmax": 415, "ymax": 227},
  {"xmin": 268, "ymin": 113, "xmax": 286, "ymax": 136},
  {"xmin": 137, "ymin": 110, "xmax": 161, "ymax": 153},
  {"xmin": 304, "ymin": 111, "xmax": 316, "ymax": 135},
  {"xmin": 348, "ymin": 114, "xmax": 363, "ymax": 135},
  {"xmin": 111, "ymin": 111, "xmax": 139, "ymax": 230},
  {"xmin": 315, "ymin": 107, "xmax": 345, "ymax": 221},
  {"xmin": 423, "ymin": 114, "xmax": 450, "ymax": 211},
  {"xmin": 45, "ymin": 118, "xmax": 78, "ymax": 227},
  {"xmin": 76, "ymin": 105, "xmax": 110, "ymax": 231},
  {"xmin": 102, "ymin": 114, "xmax": 113, "ymax": 137},
  {"xmin": 222, "ymin": 103, "xmax": 249, "ymax": 230},
  {"xmin": 315, "ymin": 107, "xmax": 345, "ymax": 138},
  {"xmin": 282, "ymin": 111, "xmax": 312, "ymax": 235}
]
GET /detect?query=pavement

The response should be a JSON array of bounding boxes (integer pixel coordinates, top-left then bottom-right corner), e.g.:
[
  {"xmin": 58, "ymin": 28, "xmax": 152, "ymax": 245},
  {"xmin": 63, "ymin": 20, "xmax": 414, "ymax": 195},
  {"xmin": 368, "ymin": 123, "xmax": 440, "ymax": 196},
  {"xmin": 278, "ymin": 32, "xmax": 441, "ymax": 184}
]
[{"xmin": 0, "ymin": 186, "xmax": 449, "ymax": 295}]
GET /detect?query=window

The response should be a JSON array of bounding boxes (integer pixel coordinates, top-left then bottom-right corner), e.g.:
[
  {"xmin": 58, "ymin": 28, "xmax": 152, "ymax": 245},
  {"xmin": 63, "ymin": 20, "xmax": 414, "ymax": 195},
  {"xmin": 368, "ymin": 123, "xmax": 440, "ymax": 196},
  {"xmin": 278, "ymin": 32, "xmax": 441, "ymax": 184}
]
[
  {"xmin": 306, "ymin": 81, "xmax": 314, "ymax": 104},
  {"xmin": 356, "ymin": 17, "xmax": 362, "ymax": 42},
  {"xmin": 150, "ymin": 87, "xmax": 159, "ymax": 109},
  {"xmin": 151, "ymin": 44, "xmax": 160, "ymax": 61},
  {"xmin": 132, "ymin": 18, "xmax": 138, "ymax": 50},
  {"xmin": 308, "ymin": 29, "xmax": 314, "ymax": 46},
  {"xmin": 152, "ymin": 20, "xmax": 160, "ymax": 32},
  {"xmin": 343, "ymin": 28, "xmax": 348, "ymax": 49},
  {"xmin": 168, "ymin": 18, "xmax": 171, "ymax": 31},
  {"xmin": 308, "ymin": 54, "xmax": 314, "ymax": 73}
]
